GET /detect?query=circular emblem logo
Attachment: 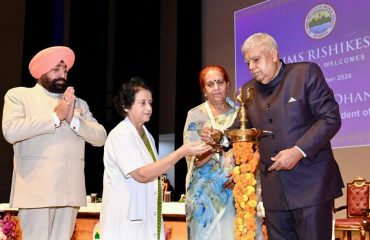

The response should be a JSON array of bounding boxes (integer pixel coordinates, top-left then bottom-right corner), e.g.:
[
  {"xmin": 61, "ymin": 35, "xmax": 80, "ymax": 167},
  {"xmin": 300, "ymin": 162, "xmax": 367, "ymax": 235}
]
[{"xmin": 305, "ymin": 4, "xmax": 336, "ymax": 39}]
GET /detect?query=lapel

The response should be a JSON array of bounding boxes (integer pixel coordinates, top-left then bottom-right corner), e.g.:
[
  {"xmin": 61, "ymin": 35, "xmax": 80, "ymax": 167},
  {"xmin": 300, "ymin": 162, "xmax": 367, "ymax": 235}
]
[{"xmin": 123, "ymin": 117, "xmax": 158, "ymax": 163}]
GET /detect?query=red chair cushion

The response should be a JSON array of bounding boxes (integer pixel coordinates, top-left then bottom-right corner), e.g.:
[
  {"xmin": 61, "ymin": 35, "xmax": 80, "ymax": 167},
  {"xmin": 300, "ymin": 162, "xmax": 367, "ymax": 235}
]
[{"xmin": 335, "ymin": 218, "xmax": 363, "ymax": 228}]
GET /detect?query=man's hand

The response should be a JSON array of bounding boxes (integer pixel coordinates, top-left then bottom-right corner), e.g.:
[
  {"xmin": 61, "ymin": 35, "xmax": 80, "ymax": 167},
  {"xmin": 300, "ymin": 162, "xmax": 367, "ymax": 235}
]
[
  {"xmin": 54, "ymin": 86, "xmax": 75, "ymax": 122},
  {"xmin": 65, "ymin": 98, "xmax": 75, "ymax": 124},
  {"xmin": 268, "ymin": 147, "xmax": 303, "ymax": 171}
]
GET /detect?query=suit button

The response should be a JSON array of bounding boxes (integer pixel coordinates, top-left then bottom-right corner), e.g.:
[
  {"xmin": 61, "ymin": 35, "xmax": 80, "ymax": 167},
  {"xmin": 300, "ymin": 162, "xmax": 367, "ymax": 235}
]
[
  {"xmin": 266, "ymin": 103, "xmax": 271, "ymax": 108},
  {"xmin": 273, "ymin": 151, "xmax": 278, "ymax": 155},
  {"xmin": 269, "ymin": 118, "xmax": 273, "ymax": 123}
]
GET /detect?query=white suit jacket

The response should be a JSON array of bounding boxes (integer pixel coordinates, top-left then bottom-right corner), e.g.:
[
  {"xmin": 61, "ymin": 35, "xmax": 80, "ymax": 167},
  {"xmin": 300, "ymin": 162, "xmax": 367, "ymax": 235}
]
[
  {"xmin": 100, "ymin": 117, "xmax": 164, "ymax": 240},
  {"xmin": 2, "ymin": 84, "xmax": 107, "ymax": 208}
]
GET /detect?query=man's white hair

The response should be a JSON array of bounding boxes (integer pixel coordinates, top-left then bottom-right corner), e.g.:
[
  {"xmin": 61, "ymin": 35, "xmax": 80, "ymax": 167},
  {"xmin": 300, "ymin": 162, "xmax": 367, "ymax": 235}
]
[{"xmin": 241, "ymin": 32, "xmax": 278, "ymax": 55}]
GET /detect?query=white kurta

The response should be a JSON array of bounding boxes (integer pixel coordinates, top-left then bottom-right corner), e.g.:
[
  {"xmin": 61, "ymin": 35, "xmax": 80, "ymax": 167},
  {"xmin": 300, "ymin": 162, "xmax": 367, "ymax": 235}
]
[{"xmin": 100, "ymin": 117, "xmax": 164, "ymax": 240}]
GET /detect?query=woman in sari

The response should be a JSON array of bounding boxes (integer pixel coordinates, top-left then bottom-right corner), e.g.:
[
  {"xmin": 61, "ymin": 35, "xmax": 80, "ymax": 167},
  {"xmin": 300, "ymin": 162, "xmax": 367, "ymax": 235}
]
[{"xmin": 183, "ymin": 65, "xmax": 239, "ymax": 239}]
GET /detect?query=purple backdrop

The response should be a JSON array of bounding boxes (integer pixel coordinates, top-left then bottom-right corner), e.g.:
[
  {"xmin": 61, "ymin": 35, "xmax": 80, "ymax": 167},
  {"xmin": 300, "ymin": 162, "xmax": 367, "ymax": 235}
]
[{"xmin": 235, "ymin": 0, "xmax": 370, "ymax": 149}]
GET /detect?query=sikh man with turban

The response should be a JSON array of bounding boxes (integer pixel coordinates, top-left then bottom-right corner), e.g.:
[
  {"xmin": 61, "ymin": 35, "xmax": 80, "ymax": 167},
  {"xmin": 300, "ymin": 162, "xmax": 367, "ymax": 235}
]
[{"xmin": 2, "ymin": 46, "xmax": 107, "ymax": 240}]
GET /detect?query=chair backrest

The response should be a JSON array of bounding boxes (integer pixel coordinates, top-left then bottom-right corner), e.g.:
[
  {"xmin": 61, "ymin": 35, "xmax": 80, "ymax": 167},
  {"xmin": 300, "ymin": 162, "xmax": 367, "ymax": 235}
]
[{"xmin": 347, "ymin": 177, "xmax": 370, "ymax": 217}]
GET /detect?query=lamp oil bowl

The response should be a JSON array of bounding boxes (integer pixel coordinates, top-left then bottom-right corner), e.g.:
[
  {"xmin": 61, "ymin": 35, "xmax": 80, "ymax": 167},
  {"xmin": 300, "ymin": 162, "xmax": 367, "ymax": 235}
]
[
  {"xmin": 211, "ymin": 128, "xmax": 223, "ymax": 144},
  {"xmin": 196, "ymin": 128, "xmax": 224, "ymax": 153},
  {"xmin": 210, "ymin": 128, "xmax": 224, "ymax": 153},
  {"xmin": 224, "ymin": 128, "xmax": 273, "ymax": 143}
]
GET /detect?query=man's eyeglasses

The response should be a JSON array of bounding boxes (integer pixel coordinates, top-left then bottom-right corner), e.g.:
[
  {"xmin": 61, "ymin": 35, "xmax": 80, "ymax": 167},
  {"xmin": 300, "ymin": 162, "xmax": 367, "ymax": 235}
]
[{"xmin": 205, "ymin": 79, "xmax": 226, "ymax": 88}]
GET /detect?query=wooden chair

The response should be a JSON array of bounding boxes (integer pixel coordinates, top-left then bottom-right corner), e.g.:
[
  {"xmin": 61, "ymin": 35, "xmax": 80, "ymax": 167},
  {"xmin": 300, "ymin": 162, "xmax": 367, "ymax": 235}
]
[{"xmin": 333, "ymin": 177, "xmax": 370, "ymax": 240}]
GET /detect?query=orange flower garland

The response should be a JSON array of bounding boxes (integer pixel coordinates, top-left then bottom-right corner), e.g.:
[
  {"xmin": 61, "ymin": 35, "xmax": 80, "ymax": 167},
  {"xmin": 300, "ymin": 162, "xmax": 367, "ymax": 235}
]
[{"xmin": 232, "ymin": 142, "xmax": 260, "ymax": 240}]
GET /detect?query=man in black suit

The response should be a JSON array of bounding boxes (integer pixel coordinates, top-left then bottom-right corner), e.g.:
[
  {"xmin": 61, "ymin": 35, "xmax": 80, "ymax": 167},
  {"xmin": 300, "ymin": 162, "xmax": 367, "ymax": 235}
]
[{"xmin": 241, "ymin": 32, "xmax": 343, "ymax": 239}]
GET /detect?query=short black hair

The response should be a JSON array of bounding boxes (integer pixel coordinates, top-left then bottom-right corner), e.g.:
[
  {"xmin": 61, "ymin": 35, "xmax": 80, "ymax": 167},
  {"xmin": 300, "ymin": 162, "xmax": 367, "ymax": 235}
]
[{"xmin": 113, "ymin": 77, "xmax": 152, "ymax": 117}]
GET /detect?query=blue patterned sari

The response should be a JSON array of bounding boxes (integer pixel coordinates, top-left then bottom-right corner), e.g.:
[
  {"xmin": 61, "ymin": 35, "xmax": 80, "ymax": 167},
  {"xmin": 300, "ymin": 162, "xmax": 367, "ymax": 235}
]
[{"xmin": 184, "ymin": 98, "xmax": 238, "ymax": 240}]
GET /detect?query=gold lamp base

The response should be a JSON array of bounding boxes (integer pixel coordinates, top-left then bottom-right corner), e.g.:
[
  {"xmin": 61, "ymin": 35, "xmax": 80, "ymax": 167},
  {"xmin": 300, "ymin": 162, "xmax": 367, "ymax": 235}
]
[{"xmin": 224, "ymin": 128, "xmax": 273, "ymax": 143}]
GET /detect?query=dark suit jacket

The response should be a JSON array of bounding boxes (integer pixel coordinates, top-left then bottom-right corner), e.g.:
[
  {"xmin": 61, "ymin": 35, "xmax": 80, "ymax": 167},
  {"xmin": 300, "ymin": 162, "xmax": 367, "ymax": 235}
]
[{"xmin": 243, "ymin": 61, "xmax": 344, "ymax": 211}]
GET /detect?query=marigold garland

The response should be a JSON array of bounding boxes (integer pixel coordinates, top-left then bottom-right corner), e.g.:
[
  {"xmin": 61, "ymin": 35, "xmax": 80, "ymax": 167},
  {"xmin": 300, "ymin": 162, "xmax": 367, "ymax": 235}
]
[{"xmin": 232, "ymin": 141, "xmax": 260, "ymax": 240}]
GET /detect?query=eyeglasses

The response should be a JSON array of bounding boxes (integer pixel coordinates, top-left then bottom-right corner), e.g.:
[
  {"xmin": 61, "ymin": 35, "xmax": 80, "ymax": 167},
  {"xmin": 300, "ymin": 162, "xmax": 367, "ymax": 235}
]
[{"xmin": 205, "ymin": 79, "xmax": 226, "ymax": 88}]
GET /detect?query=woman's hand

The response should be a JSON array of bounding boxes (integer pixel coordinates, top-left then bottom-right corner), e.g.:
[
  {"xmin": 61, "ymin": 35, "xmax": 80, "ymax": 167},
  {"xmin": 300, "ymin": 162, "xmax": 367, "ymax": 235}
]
[
  {"xmin": 181, "ymin": 141, "xmax": 213, "ymax": 156},
  {"xmin": 199, "ymin": 127, "xmax": 215, "ymax": 145},
  {"xmin": 194, "ymin": 149, "xmax": 215, "ymax": 168},
  {"xmin": 223, "ymin": 172, "xmax": 235, "ymax": 189}
]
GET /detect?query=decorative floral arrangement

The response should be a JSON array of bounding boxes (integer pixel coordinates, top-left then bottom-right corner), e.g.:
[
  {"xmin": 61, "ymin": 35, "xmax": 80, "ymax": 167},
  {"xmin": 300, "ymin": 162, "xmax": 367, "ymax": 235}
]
[
  {"xmin": 0, "ymin": 213, "xmax": 17, "ymax": 240},
  {"xmin": 232, "ymin": 142, "xmax": 260, "ymax": 240}
]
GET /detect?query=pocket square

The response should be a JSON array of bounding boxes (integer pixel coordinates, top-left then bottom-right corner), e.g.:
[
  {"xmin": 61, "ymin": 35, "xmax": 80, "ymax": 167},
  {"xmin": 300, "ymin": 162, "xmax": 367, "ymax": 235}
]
[{"xmin": 288, "ymin": 97, "xmax": 296, "ymax": 103}]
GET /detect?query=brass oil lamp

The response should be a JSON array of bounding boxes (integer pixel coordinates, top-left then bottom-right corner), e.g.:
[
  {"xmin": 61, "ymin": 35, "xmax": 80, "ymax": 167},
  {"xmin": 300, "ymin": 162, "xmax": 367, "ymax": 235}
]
[
  {"xmin": 224, "ymin": 87, "xmax": 273, "ymax": 143},
  {"xmin": 224, "ymin": 86, "xmax": 272, "ymax": 239}
]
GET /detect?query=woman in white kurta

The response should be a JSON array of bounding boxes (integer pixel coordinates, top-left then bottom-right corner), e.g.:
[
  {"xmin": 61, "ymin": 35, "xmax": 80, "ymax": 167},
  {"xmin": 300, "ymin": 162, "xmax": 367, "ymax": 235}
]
[{"xmin": 99, "ymin": 77, "xmax": 211, "ymax": 240}]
